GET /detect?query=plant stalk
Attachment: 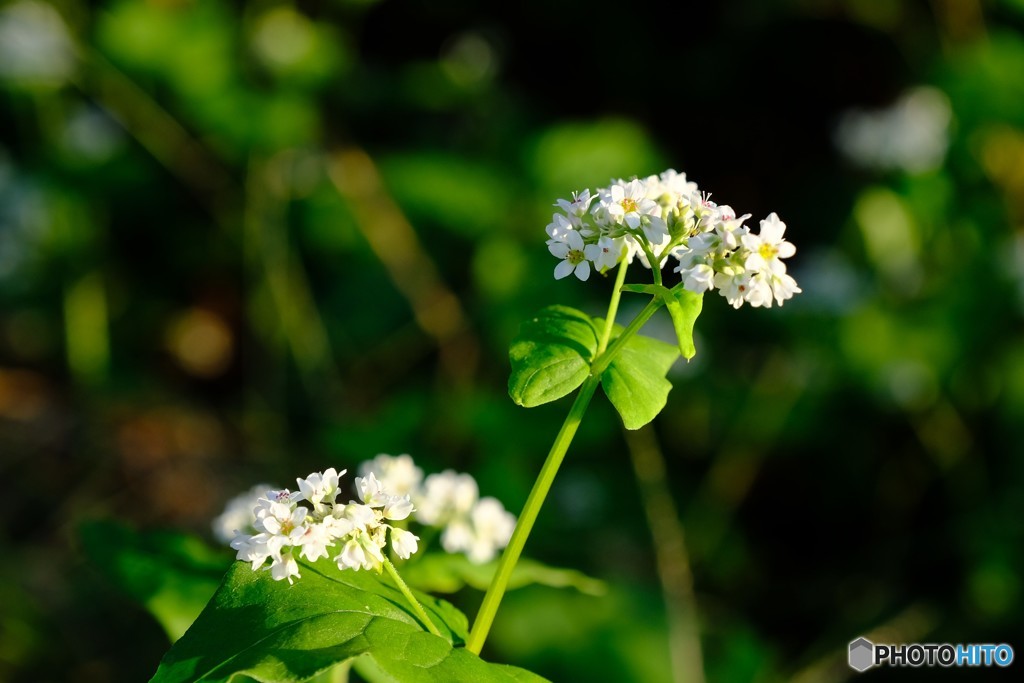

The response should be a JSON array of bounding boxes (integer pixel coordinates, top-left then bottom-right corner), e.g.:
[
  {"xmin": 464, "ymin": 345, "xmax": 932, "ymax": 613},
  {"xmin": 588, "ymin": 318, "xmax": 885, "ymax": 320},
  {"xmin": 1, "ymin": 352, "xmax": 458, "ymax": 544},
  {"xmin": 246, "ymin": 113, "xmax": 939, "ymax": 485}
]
[
  {"xmin": 468, "ymin": 262, "xmax": 656, "ymax": 654},
  {"xmin": 382, "ymin": 557, "xmax": 442, "ymax": 637}
]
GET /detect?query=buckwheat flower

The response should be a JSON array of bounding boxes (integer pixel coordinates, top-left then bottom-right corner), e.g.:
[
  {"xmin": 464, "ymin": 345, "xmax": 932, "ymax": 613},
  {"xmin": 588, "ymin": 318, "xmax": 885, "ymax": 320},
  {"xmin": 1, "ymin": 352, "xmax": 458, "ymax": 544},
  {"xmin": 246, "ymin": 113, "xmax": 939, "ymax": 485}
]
[
  {"xmin": 770, "ymin": 271, "xmax": 802, "ymax": 306},
  {"xmin": 355, "ymin": 472, "xmax": 390, "ymax": 507},
  {"xmin": 270, "ymin": 549, "xmax": 301, "ymax": 584},
  {"xmin": 299, "ymin": 522, "xmax": 336, "ymax": 563},
  {"xmin": 743, "ymin": 271, "xmax": 775, "ymax": 308},
  {"xmin": 297, "ymin": 468, "xmax": 343, "ymax": 513},
  {"xmin": 336, "ymin": 502, "xmax": 376, "ymax": 530},
  {"xmin": 658, "ymin": 169, "xmax": 698, "ymax": 198},
  {"xmin": 390, "ymin": 527, "xmax": 420, "ymax": 560},
  {"xmin": 545, "ymin": 213, "xmax": 576, "ymax": 241},
  {"xmin": 358, "ymin": 453, "xmax": 423, "ymax": 497},
  {"xmin": 592, "ymin": 235, "xmax": 627, "ymax": 272},
  {"xmin": 212, "ymin": 483, "xmax": 275, "ymax": 544},
  {"xmin": 336, "ymin": 537, "xmax": 367, "ymax": 570},
  {"xmin": 603, "ymin": 178, "xmax": 662, "ymax": 232},
  {"xmin": 336, "ymin": 531, "xmax": 386, "ymax": 571},
  {"xmin": 259, "ymin": 503, "xmax": 309, "ymax": 550},
  {"xmin": 415, "ymin": 470, "xmax": 479, "ymax": 527},
  {"xmin": 439, "ymin": 497, "xmax": 517, "ymax": 564},
  {"xmin": 714, "ymin": 266, "xmax": 750, "ymax": 309},
  {"xmin": 383, "ymin": 495, "xmax": 414, "ymax": 521},
  {"xmin": 549, "ymin": 229, "xmax": 599, "ymax": 281},
  {"xmin": 554, "ymin": 189, "xmax": 594, "ymax": 226},
  {"xmin": 742, "ymin": 213, "xmax": 796, "ymax": 274},
  {"xmin": 231, "ymin": 533, "xmax": 273, "ymax": 571},
  {"xmin": 465, "ymin": 497, "xmax": 516, "ymax": 564},
  {"xmin": 679, "ymin": 263, "xmax": 716, "ymax": 294}
]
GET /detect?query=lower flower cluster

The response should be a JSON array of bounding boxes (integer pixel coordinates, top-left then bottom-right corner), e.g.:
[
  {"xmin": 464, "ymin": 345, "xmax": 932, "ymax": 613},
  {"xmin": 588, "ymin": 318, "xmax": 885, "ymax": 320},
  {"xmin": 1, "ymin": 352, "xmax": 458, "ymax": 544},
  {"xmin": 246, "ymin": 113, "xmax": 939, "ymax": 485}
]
[
  {"xmin": 228, "ymin": 468, "xmax": 418, "ymax": 584},
  {"xmin": 215, "ymin": 454, "xmax": 517, "ymax": 583}
]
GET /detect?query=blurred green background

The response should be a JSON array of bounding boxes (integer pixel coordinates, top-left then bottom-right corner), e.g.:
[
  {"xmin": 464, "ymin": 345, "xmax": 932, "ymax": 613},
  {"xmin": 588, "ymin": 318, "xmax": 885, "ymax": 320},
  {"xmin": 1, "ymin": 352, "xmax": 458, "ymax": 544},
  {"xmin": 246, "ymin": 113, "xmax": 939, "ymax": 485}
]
[{"xmin": 2, "ymin": 0, "xmax": 1023, "ymax": 681}]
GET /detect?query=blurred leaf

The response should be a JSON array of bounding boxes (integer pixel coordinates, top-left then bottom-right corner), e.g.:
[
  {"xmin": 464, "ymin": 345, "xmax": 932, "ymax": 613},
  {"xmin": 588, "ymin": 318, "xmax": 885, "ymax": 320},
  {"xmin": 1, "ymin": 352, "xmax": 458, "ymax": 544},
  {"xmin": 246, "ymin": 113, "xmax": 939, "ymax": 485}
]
[
  {"xmin": 596, "ymin": 321, "xmax": 679, "ymax": 430},
  {"xmin": 152, "ymin": 559, "xmax": 547, "ymax": 683},
  {"xmin": 527, "ymin": 119, "xmax": 664, "ymax": 193},
  {"xmin": 79, "ymin": 521, "xmax": 229, "ymax": 642},
  {"xmin": 403, "ymin": 553, "xmax": 606, "ymax": 596},
  {"xmin": 379, "ymin": 153, "xmax": 513, "ymax": 236},
  {"xmin": 508, "ymin": 305, "xmax": 598, "ymax": 407}
]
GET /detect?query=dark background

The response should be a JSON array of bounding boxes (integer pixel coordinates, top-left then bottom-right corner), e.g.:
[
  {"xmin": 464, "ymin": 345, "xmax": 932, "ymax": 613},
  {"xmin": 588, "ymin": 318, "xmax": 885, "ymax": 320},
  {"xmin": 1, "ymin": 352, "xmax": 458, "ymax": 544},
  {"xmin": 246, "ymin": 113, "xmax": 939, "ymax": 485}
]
[{"xmin": 1, "ymin": 0, "xmax": 1022, "ymax": 681}]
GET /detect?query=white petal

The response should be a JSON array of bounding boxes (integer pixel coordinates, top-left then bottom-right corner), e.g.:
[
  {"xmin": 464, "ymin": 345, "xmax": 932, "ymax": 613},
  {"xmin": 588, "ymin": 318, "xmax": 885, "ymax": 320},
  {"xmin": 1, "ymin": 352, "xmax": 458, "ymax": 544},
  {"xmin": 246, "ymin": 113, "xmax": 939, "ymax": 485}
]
[
  {"xmin": 549, "ymin": 242, "xmax": 569, "ymax": 258},
  {"xmin": 574, "ymin": 260, "xmax": 591, "ymax": 281},
  {"xmin": 554, "ymin": 260, "xmax": 575, "ymax": 279}
]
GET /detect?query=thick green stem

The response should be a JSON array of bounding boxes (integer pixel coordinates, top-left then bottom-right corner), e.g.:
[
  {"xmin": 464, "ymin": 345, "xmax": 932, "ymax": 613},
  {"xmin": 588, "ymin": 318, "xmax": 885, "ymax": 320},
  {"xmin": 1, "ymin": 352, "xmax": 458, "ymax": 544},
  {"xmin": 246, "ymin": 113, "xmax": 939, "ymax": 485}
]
[{"xmin": 383, "ymin": 557, "xmax": 442, "ymax": 637}]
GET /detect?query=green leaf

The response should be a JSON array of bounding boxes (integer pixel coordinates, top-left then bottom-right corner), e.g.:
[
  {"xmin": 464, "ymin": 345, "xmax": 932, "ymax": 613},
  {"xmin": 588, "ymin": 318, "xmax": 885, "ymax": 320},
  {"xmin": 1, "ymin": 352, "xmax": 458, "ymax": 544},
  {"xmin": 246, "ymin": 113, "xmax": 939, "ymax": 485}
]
[
  {"xmin": 596, "ymin": 322, "xmax": 680, "ymax": 430},
  {"xmin": 152, "ymin": 559, "xmax": 548, "ymax": 683},
  {"xmin": 402, "ymin": 554, "xmax": 606, "ymax": 596},
  {"xmin": 508, "ymin": 305, "xmax": 599, "ymax": 407},
  {"xmin": 620, "ymin": 284, "xmax": 703, "ymax": 360},
  {"xmin": 662, "ymin": 287, "xmax": 703, "ymax": 360},
  {"xmin": 80, "ymin": 521, "xmax": 229, "ymax": 642}
]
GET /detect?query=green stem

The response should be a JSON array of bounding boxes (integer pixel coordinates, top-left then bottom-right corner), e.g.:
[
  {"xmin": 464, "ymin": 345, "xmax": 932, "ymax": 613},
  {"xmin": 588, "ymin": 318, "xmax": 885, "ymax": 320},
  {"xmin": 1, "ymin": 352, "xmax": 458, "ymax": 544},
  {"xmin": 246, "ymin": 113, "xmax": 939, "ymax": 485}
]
[
  {"xmin": 598, "ymin": 260, "xmax": 630, "ymax": 353},
  {"xmin": 467, "ymin": 375, "xmax": 600, "ymax": 653},
  {"xmin": 591, "ymin": 296, "xmax": 664, "ymax": 376},
  {"xmin": 638, "ymin": 238, "xmax": 663, "ymax": 287},
  {"xmin": 467, "ymin": 262, "xmax": 656, "ymax": 655},
  {"xmin": 382, "ymin": 557, "xmax": 442, "ymax": 637}
]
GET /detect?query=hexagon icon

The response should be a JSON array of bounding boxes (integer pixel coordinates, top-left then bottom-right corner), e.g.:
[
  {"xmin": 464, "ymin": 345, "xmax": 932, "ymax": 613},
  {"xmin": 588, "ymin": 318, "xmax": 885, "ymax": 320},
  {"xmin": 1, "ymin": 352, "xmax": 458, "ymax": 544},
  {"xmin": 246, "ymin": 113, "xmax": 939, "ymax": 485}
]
[{"xmin": 848, "ymin": 637, "xmax": 875, "ymax": 672}]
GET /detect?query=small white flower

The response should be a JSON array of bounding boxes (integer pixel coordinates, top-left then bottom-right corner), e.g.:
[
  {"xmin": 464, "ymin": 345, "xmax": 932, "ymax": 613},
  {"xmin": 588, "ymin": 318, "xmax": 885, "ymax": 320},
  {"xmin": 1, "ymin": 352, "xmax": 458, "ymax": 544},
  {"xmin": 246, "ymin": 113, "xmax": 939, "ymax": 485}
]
[
  {"xmin": 679, "ymin": 263, "xmax": 716, "ymax": 294},
  {"xmin": 337, "ymin": 502, "xmax": 376, "ymax": 530},
  {"xmin": 299, "ymin": 522, "xmax": 336, "ymax": 563},
  {"xmin": 355, "ymin": 472, "xmax": 389, "ymax": 507},
  {"xmin": 336, "ymin": 537, "xmax": 367, "ymax": 571},
  {"xmin": 465, "ymin": 497, "xmax": 516, "ymax": 564},
  {"xmin": 554, "ymin": 189, "xmax": 594, "ymax": 225},
  {"xmin": 415, "ymin": 470, "xmax": 479, "ymax": 526},
  {"xmin": 714, "ymin": 266, "xmax": 750, "ymax": 309},
  {"xmin": 770, "ymin": 271, "xmax": 802, "ymax": 306},
  {"xmin": 743, "ymin": 271, "xmax": 775, "ymax": 308},
  {"xmin": 603, "ymin": 179, "xmax": 660, "ymax": 230},
  {"xmin": 742, "ymin": 213, "xmax": 796, "ymax": 274},
  {"xmin": 231, "ymin": 533, "xmax": 272, "ymax": 571},
  {"xmin": 358, "ymin": 454, "xmax": 423, "ymax": 497},
  {"xmin": 260, "ymin": 504, "xmax": 308, "ymax": 550},
  {"xmin": 390, "ymin": 527, "xmax": 420, "ymax": 560},
  {"xmin": 297, "ymin": 468, "xmax": 344, "ymax": 512},
  {"xmin": 441, "ymin": 519, "xmax": 474, "ymax": 555},
  {"xmin": 270, "ymin": 549, "xmax": 301, "ymax": 584},
  {"xmin": 549, "ymin": 230, "xmax": 599, "ymax": 281},
  {"xmin": 592, "ymin": 235, "xmax": 626, "ymax": 272},
  {"xmin": 545, "ymin": 213, "xmax": 576, "ymax": 241},
  {"xmin": 212, "ymin": 483, "xmax": 274, "ymax": 544},
  {"xmin": 383, "ymin": 495, "xmax": 414, "ymax": 521}
]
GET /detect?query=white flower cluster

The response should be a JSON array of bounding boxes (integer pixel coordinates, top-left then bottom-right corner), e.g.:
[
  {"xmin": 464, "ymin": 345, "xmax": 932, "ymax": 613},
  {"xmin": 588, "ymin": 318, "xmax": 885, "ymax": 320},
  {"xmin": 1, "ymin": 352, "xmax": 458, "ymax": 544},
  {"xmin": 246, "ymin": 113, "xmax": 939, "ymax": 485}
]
[
  {"xmin": 545, "ymin": 169, "xmax": 802, "ymax": 307},
  {"xmin": 360, "ymin": 454, "xmax": 516, "ymax": 565},
  {"xmin": 227, "ymin": 468, "xmax": 419, "ymax": 584},
  {"xmin": 214, "ymin": 455, "xmax": 517, "ymax": 580}
]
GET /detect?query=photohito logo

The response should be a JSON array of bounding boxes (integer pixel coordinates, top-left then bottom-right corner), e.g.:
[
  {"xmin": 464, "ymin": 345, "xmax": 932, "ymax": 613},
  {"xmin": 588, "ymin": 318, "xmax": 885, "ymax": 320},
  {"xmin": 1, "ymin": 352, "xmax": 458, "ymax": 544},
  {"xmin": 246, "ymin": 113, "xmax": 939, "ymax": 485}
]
[{"xmin": 848, "ymin": 637, "xmax": 1014, "ymax": 672}]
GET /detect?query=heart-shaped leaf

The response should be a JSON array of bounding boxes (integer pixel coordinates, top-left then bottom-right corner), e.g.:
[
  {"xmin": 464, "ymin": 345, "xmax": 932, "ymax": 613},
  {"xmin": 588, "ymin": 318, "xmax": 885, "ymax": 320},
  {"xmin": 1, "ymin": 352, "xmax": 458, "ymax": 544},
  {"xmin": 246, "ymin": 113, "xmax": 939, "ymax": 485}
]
[
  {"xmin": 508, "ymin": 305, "xmax": 598, "ymax": 407},
  {"xmin": 152, "ymin": 559, "xmax": 548, "ymax": 683},
  {"xmin": 596, "ymin": 321, "xmax": 680, "ymax": 430}
]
